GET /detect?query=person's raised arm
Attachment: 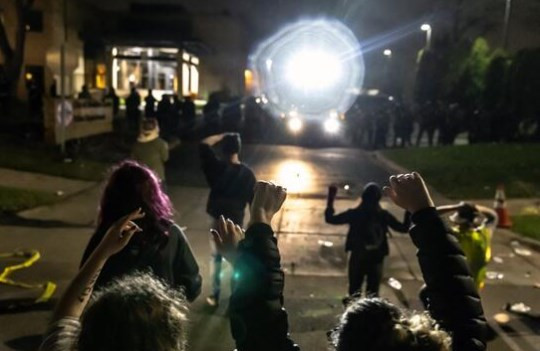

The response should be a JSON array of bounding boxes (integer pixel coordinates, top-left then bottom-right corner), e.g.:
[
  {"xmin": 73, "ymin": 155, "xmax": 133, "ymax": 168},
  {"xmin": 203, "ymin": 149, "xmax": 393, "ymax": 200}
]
[
  {"xmin": 384, "ymin": 210, "xmax": 411, "ymax": 233},
  {"xmin": 201, "ymin": 133, "xmax": 226, "ymax": 146},
  {"xmin": 199, "ymin": 134, "xmax": 224, "ymax": 182},
  {"xmin": 52, "ymin": 209, "xmax": 145, "ymax": 322},
  {"xmin": 212, "ymin": 181, "xmax": 298, "ymax": 351},
  {"xmin": 436, "ymin": 202, "xmax": 463, "ymax": 215},
  {"xmin": 324, "ymin": 185, "xmax": 352, "ymax": 225},
  {"xmin": 384, "ymin": 173, "xmax": 488, "ymax": 351},
  {"xmin": 475, "ymin": 204, "xmax": 498, "ymax": 227}
]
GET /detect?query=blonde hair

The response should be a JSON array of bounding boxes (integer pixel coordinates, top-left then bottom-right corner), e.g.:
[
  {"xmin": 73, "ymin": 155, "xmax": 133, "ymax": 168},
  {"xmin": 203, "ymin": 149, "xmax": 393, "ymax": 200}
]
[
  {"xmin": 78, "ymin": 272, "xmax": 188, "ymax": 351},
  {"xmin": 332, "ymin": 298, "xmax": 451, "ymax": 351}
]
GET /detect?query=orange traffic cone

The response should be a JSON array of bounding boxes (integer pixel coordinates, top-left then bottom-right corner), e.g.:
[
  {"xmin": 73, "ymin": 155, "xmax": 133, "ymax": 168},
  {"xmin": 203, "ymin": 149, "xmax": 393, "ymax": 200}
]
[{"xmin": 494, "ymin": 184, "xmax": 512, "ymax": 228}]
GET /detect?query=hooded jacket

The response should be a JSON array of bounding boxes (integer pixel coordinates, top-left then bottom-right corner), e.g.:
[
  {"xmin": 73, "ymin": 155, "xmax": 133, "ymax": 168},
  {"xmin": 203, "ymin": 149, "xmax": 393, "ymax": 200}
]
[{"xmin": 325, "ymin": 183, "xmax": 410, "ymax": 259}]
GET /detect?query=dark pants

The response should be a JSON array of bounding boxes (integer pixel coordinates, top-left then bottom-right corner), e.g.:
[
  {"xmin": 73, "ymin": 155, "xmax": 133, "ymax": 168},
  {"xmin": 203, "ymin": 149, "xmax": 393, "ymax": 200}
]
[
  {"xmin": 209, "ymin": 218, "xmax": 223, "ymax": 299},
  {"xmin": 348, "ymin": 253, "xmax": 384, "ymax": 297}
]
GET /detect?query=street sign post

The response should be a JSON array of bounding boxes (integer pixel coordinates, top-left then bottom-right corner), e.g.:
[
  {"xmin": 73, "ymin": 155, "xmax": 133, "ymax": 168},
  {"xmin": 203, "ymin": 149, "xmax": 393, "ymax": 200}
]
[{"xmin": 46, "ymin": 45, "xmax": 78, "ymax": 154}]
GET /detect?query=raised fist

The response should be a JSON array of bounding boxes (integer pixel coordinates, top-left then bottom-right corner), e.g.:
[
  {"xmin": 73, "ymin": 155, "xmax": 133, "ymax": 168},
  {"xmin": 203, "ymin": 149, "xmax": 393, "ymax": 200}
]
[
  {"xmin": 383, "ymin": 172, "xmax": 434, "ymax": 214},
  {"xmin": 249, "ymin": 181, "xmax": 287, "ymax": 226}
]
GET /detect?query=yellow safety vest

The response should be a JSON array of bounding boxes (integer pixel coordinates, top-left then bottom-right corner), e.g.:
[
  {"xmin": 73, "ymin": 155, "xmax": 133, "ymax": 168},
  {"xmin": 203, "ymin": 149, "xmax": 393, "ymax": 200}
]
[{"xmin": 452, "ymin": 226, "xmax": 491, "ymax": 290}]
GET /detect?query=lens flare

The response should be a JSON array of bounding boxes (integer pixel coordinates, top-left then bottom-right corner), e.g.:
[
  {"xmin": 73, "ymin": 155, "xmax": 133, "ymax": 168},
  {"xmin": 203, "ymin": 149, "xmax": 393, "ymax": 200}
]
[
  {"xmin": 286, "ymin": 51, "xmax": 343, "ymax": 90},
  {"xmin": 250, "ymin": 19, "xmax": 364, "ymax": 119}
]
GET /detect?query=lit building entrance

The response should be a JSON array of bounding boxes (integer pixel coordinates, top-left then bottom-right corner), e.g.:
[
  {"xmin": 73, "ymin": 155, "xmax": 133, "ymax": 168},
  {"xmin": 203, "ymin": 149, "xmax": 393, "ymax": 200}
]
[{"xmin": 111, "ymin": 46, "xmax": 199, "ymax": 99}]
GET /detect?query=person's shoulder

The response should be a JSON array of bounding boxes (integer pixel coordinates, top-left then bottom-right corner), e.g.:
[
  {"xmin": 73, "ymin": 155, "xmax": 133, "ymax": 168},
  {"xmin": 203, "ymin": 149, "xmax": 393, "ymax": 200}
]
[
  {"xmin": 240, "ymin": 163, "xmax": 255, "ymax": 174},
  {"xmin": 168, "ymin": 223, "xmax": 188, "ymax": 239}
]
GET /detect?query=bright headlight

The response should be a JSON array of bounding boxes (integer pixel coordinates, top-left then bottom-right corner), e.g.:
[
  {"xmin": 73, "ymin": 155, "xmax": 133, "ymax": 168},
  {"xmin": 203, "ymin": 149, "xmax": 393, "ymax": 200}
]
[
  {"xmin": 324, "ymin": 118, "xmax": 340, "ymax": 134},
  {"xmin": 288, "ymin": 117, "xmax": 303, "ymax": 133}
]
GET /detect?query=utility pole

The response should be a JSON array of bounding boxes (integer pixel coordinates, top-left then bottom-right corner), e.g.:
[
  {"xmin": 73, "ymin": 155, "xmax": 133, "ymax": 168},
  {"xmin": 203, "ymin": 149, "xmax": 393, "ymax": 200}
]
[
  {"xmin": 502, "ymin": 0, "xmax": 513, "ymax": 50},
  {"xmin": 60, "ymin": 0, "xmax": 68, "ymax": 154}
]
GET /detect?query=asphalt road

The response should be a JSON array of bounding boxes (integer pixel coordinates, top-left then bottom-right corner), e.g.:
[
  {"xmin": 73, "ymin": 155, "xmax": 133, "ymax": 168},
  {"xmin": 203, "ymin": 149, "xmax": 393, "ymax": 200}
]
[{"xmin": 1, "ymin": 144, "xmax": 538, "ymax": 351}]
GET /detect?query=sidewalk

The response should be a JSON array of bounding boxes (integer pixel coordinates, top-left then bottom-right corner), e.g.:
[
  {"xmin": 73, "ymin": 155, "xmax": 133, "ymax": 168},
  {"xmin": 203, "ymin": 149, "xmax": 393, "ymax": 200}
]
[{"xmin": 0, "ymin": 167, "xmax": 95, "ymax": 196}]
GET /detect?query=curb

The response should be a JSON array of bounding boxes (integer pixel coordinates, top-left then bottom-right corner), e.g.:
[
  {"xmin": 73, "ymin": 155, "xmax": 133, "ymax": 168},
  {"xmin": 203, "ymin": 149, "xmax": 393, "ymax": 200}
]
[
  {"xmin": 370, "ymin": 151, "xmax": 447, "ymax": 202},
  {"xmin": 371, "ymin": 151, "xmax": 540, "ymax": 252}
]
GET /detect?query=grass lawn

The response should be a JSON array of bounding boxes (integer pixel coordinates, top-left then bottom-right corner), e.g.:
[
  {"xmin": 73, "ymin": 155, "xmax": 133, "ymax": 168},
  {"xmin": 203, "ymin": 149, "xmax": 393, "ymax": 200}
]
[
  {"xmin": 512, "ymin": 215, "xmax": 540, "ymax": 241},
  {"xmin": 0, "ymin": 186, "xmax": 58, "ymax": 212},
  {"xmin": 0, "ymin": 142, "xmax": 110, "ymax": 182},
  {"xmin": 383, "ymin": 144, "xmax": 540, "ymax": 199}
]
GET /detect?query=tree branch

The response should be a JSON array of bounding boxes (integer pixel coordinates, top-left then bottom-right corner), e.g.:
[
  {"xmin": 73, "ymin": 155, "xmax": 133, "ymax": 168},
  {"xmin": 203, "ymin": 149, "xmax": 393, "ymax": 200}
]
[
  {"xmin": 0, "ymin": 15, "xmax": 14, "ymax": 59},
  {"xmin": 13, "ymin": 0, "xmax": 29, "ymax": 62}
]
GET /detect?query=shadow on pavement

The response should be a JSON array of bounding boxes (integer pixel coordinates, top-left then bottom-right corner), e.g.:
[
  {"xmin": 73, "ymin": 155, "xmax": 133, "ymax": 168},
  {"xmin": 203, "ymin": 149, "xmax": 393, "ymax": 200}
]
[
  {"xmin": 0, "ymin": 213, "xmax": 92, "ymax": 228},
  {"xmin": 0, "ymin": 298, "xmax": 56, "ymax": 315},
  {"xmin": 5, "ymin": 334, "xmax": 43, "ymax": 351}
]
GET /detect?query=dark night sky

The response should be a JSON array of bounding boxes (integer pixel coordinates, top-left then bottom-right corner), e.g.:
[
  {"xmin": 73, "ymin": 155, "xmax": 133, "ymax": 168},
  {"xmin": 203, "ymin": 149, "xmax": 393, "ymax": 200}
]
[
  {"xmin": 84, "ymin": 0, "xmax": 540, "ymax": 51},
  {"xmin": 83, "ymin": 0, "xmax": 540, "ymax": 95}
]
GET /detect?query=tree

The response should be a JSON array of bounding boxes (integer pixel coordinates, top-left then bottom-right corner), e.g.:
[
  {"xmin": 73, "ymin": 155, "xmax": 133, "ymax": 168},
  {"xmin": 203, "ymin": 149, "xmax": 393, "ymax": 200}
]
[
  {"xmin": 0, "ymin": 0, "xmax": 35, "ymax": 101},
  {"xmin": 508, "ymin": 48, "xmax": 540, "ymax": 140},
  {"xmin": 414, "ymin": 49, "xmax": 445, "ymax": 104},
  {"xmin": 453, "ymin": 37, "xmax": 491, "ymax": 107},
  {"xmin": 482, "ymin": 53, "xmax": 511, "ymax": 110}
]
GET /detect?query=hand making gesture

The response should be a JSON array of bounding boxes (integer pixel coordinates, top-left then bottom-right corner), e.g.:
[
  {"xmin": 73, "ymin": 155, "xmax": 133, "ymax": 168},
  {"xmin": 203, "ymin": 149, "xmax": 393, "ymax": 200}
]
[
  {"xmin": 211, "ymin": 181, "xmax": 287, "ymax": 263},
  {"xmin": 383, "ymin": 172, "xmax": 434, "ymax": 214}
]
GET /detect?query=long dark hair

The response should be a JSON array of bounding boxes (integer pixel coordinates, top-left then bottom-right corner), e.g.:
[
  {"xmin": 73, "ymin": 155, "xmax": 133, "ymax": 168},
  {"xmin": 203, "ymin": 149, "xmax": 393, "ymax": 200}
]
[{"xmin": 96, "ymin": 160, "xmax": 174, "ymax": 246}]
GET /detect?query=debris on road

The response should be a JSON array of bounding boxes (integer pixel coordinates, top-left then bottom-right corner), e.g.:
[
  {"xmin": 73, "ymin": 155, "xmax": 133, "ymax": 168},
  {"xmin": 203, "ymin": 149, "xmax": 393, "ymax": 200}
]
[
  {"xmin": 318, "ymin": 240, "xmax": 334, "ymax": 248},
  {"xmin": 505, "ymin": 302, "xmax": 532, "ymax": 315},
  {"xmin": 387, "ymin": 277, "xmax": 402, "ymax": 290},
  {"xmin": 492, "ymin": 256, "xmax": 504, "ymax": 264},
  {"xmin": 486, "ymin": 271, "xmax": 505, "ymax": 280},
  {"xmin": 493, "ymin": 313, "xmax": 511, "ymax": 324},
  {"xmin": 514, "ymin": 247, "xmax": 532, "ymax": 257}
]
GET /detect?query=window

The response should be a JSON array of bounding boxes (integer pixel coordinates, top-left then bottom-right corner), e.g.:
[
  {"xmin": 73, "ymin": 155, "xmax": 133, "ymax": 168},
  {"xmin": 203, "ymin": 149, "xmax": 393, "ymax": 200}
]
[
  {"xmin": 26, "ymin": 10, "xmax": 43, "ymax": 32},
  {"xmin": 182, "ymin": 52, "xmax": 199, "ymax": 97}
]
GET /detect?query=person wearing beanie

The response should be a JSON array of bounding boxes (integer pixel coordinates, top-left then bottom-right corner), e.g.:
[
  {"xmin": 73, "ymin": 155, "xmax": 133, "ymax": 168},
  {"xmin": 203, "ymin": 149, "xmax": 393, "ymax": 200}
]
[
  {"xmin": 325, "ymin": 182, "xmax": 410, "ymax": 298},
  {"xmin": 132, "ymin": 118, "xmax": 169, "ymax": 183}
]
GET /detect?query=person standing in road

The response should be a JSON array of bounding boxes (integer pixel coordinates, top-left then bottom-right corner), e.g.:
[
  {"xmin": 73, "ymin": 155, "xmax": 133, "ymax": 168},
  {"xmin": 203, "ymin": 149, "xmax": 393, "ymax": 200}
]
[
  {"xmin": 126, "ymin": 87, "xmax": 141, "ymax": 131},
  {"xmin": 144, "ymin": 89, "xmax": 157, "ymax": 118},
  {"xmin": 325, "ymin": 183, "xmax": 410, "ymax": 298},
  {"xmin": 80, "ymin": 161, "xmax": 202, "ymax": 301},
  {"xmin": 436, "ymin": 202, "xmax": 498, "ymax": 290},
  {"xmin": 131, "ymin": 118, "xmax": 169, "ymax": 184},
  {"xmin": 104, "ymin": 87, "xmax": 119, "ymax": 117},
  {"xmin": 200, "ymin": 133, "xmax": 256, "ymax": 307}
]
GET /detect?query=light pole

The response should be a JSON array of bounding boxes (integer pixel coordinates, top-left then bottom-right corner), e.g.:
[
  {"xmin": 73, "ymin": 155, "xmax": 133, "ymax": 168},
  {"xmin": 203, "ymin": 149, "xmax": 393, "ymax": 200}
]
[
  {"xmin": 421, "ymin": 24, "xmax": 432, "ymax": 50},
  {"xmin": 60, "ymin": 0, "xmax": 68, "ymax": 155},
  {"xmin": 383, "ymin": 49, "xmax": 392, "ymax": 93},
  {"xmin": 502, "ymin": 0, "xmax": 513, "ymax": 49}
]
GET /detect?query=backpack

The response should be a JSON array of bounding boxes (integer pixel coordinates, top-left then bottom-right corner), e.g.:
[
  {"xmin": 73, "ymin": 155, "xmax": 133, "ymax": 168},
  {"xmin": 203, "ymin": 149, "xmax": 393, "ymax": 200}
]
[{"xmin": 362, "ymin": 212, "xmax": 388, "ymax": 251}]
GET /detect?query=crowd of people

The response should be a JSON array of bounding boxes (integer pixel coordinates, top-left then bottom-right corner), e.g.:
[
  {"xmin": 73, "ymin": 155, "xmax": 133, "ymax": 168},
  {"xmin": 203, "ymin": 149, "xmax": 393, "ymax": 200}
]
[
  {"xmin": 346, "ymin": 99, "xmax": 511, "ymax": 149},
  {"xmin": 123, "ymin": 87, "xmax": 197, "ymax": 138},
  {"xmin": 37, "ymin": 120, "xmax": 491, "ymax": 351}
]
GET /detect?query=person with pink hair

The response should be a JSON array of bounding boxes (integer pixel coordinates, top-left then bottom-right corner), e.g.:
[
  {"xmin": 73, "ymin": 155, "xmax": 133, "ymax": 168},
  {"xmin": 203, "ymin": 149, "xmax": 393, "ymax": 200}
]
[{"xmin": 80, "ymin": 160, "xmax": 201, "ymax": 301}]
